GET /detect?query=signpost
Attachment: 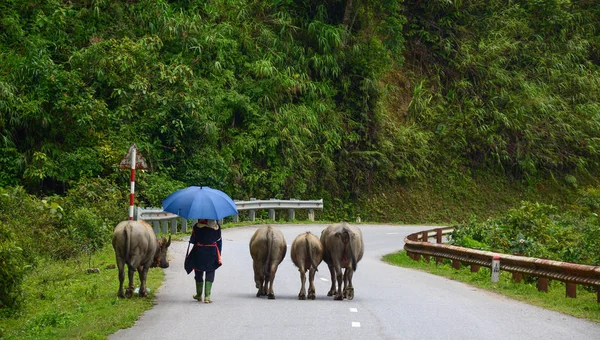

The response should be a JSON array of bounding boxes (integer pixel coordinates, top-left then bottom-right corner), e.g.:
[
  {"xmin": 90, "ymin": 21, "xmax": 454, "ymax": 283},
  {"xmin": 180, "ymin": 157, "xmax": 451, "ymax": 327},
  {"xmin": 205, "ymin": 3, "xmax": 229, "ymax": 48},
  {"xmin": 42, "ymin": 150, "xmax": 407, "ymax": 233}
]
[{"xmin": 119, "ymin": 144, "xmax": 148, "ymax": 220}]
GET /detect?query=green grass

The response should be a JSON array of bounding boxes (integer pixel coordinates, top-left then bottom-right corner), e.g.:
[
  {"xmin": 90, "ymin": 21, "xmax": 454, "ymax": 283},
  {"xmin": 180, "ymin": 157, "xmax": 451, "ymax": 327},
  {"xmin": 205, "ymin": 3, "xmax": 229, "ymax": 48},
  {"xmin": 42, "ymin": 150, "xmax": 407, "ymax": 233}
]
[
  {"xmin": 0, "ymin": 245, "xmax": 164, "ymax": 340},
  {"xmin": 383, "ymin": 251, "xmax": 600, "ymax": 323}
]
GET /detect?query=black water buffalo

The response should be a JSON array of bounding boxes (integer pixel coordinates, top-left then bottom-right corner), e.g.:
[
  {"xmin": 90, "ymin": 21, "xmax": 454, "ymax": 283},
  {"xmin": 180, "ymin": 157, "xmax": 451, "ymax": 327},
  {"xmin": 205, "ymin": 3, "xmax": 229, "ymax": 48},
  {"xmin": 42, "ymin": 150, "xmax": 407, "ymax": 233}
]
[
  {"xmin": 320, "ymin": 222, "xmax": 364, "ymax": 300},
  {"xmin": 249, "ymin": 225, "xmax": 287, "ymax": 299},
  {"xmin": 291, "ymin": 232, "xmax": 323, "ymax": 300},
  {"xmin": 112, "ymin": 220, "xmax": 171, "ymax": 298}
]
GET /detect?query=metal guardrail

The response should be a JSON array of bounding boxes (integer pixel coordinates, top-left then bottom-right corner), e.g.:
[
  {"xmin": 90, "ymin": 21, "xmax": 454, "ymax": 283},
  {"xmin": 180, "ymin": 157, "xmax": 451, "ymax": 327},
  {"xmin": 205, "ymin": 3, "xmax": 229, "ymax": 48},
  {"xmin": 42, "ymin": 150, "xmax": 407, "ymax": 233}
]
[
  {"xmin": 136, "ymin": 198, "xmax": 323, "ymax": 234},
  {"xmin": 404, "ymin": 226, "xmax": 600, "ymax": 303},
  {"xmin": 234, "ymin": 198, "xmax": 323, "ymax": 221}
]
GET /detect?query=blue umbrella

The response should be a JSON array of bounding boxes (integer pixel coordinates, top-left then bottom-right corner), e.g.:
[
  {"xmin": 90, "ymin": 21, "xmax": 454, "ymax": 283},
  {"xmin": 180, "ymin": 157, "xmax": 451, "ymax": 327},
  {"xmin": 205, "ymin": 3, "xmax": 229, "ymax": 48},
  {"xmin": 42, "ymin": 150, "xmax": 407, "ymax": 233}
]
[{"xmin": 162, "ymin": 186, "xmax": 238, "ymax": 220}]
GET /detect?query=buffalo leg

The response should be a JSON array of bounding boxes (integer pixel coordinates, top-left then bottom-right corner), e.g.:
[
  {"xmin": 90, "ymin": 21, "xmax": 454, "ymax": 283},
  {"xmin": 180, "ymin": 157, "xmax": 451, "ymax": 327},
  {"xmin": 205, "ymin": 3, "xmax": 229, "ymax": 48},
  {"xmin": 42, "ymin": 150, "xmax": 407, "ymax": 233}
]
[
  {"xmin": 343, "ymin": 268, "xmax": 355, "ymax": 300},
  {"xmin": 267, "ymin": 263, "xmax": 278, "ymax": 299},
  {"xmin": 342, "ymin": 268, "xmax": 348, "ymax": 298},
  {"xmin": 125, "ymin": 265, "xmax": 135, "ymax": 298},
  {"xmin": 298, "ymin": 267, "xmax": 307, "ymax": 300},
  {"xmin": 334, "ymin": 264, "xmax": 344, "ymax": 300},
  {"xmin": 308, "ymin": 267, "xmax": 317, "ymax": 300},
  {"xmin": 116, "ymin": 257, "xmax": 126, "ymax": 298},
  {"xmin": 262, "ymin": 273, "xmax": 269, "ymax": 297},
  {"xmin": 253, "ymin": 262, "xmax": 265, "ymax": 297},
  {"xmin": 327, "ymin": 264, "xmax": 336, "ymax": 296},
  {"xmin": 138, "ymin": 266, "xmax": 150, "ymax": 297}
]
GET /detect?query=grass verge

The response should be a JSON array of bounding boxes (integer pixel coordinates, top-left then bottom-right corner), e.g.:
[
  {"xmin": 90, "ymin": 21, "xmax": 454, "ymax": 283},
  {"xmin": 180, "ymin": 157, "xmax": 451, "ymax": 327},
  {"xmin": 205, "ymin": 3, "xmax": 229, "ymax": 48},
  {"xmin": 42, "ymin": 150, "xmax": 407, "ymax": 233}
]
[
  {"xmin": 0, "ymin": 245, "xmax": 165, "ymax": 340},
  {"xmin": 383, "ymin": 251, "xmax": 600, "ymax": 323}
]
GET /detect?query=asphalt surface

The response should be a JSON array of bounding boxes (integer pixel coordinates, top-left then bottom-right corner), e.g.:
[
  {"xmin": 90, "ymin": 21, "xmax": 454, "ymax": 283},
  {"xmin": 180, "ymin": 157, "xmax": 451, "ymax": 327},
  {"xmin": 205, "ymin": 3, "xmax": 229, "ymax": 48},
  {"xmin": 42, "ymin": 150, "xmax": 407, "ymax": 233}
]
[{"xmin": 109, "ymin": 224, "xmax": 600, "ymax": 340}]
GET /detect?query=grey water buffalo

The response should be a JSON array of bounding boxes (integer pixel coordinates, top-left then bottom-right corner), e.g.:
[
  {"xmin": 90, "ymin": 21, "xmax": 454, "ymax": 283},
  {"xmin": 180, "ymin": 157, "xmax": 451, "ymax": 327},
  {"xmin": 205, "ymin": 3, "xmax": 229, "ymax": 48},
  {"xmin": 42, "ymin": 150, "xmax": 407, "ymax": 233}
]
[
  {"xmin": 320, "ymin": 222, "xmax": 364, "ymax": 300},
  {"xmin": 291, "ymin": 232, "xmax": 323, "ymax": 300},
  {"xmin": 249, "ymin": 225, "xmax": 287, "ymax": 299},
  {"xmin": 112, "ymin": 220, "xmax": 171, "ymax": 298}
]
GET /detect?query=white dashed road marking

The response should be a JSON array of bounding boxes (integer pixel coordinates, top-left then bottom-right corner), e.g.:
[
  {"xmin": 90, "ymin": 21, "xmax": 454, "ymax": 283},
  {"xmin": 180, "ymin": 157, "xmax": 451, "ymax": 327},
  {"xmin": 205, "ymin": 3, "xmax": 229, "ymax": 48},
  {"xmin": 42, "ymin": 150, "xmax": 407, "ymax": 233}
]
[
  {"xmin": 350, "ymin": 308, "xmax": 358, "ymax": 313},
  {"xmin": 352, "ymin": 322, "xmax": 361, "ymax": 328},
  {"xmin": 386, "ymin": 232, "xmax": 399, "ymax": 235}
]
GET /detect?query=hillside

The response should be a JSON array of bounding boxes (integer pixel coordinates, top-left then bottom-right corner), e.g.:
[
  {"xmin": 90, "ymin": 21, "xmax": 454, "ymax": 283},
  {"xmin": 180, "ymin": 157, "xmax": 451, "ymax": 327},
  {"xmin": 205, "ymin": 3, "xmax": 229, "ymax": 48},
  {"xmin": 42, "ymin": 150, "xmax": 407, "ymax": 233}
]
[{"xmin": 1, "ymin": 0, "xmax": 599, "ymax": 222}]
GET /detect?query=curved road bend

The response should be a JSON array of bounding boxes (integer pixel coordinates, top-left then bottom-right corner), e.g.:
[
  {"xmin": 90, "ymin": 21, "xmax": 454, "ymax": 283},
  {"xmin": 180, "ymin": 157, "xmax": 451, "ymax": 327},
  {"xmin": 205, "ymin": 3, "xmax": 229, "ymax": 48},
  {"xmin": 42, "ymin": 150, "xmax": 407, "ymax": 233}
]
[{"xmin": 109, "ymin": 224, "xmax": 600, "ymax": 340}]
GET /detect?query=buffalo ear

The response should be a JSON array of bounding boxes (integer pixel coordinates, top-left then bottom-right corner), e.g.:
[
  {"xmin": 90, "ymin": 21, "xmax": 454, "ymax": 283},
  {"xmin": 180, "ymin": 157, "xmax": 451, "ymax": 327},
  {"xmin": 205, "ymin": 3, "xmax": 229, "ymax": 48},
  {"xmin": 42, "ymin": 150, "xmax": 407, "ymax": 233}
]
[{"xmin": 166, "ymin": 235, "xmax": 171, "ymax": 247}]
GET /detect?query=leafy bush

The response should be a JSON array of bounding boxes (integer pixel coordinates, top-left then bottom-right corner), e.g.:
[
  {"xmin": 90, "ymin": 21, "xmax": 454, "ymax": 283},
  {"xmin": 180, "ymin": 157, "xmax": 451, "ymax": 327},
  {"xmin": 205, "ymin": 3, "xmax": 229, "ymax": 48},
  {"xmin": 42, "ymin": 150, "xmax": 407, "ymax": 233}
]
[
  {"xmin": 451, "ymin": 201, "xmax": 600, "ymax": 265},
  {"xmin": 0, "ymin": 222, "xmax": 27, "ymax": 313}
]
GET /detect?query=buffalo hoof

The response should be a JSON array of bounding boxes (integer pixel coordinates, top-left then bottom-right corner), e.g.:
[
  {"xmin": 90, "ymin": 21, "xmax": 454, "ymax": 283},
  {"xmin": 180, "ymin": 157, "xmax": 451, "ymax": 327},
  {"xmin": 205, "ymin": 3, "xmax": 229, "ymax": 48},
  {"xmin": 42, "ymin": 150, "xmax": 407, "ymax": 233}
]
[
  {"xmin": 345, "ymin": 288, "xmax": 354, "ymax": 300},
  {"xmin": 327, "ymin": 290, "xmax": 335, "ymax": 296},
  {"xmin": 298, "ymin": 293, "xmax": 306, "ymax": 300},
  {"xmin": 268, "ymin": 294, "xmax": 276, "ymax": 300},
  {"xmin": 117, "ymin": 290, "xmax": 125, "ymax": 298},
  {"xmin": 308, "ymin": 294, "xmax": 316, "ymax": 300},
  {"xmin": 125, "ymin": 287, "xmax": 134, "ymax": 298},
  {"xmin": 334, "ymin": 294, "xmax": 343, "ymax": 300},
  {"xmin": 139, "ymin": 289, "xmax": 148, "ymax": 297}
]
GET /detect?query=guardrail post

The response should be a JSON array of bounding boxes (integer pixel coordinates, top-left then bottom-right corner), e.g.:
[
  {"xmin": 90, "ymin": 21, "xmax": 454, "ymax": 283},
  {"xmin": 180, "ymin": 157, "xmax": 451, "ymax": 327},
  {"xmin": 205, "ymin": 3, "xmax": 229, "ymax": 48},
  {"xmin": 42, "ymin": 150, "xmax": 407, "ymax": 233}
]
[
  {"xmin": 249, "ymin": 198, "xmax": 256, "ymax": 221},
  {"xmin": 288, "ymin": 198, "xmax": 296, "ymax": 221},
  {"xmin": 597, "ymin": 287, "xmax": 600, "ymax": 303},
  {"xmin": 452, "ymin": 260, "xmax": 460, "ymax": 269},
  {"xmin": 152, "ymin": 221, "xmax": 159, "ymax": 235},
  {"xmin": 269, "ymin": 198, "xmax": 276, "ymax": 220},
  {"xmin": 421, "ymin": 231, "xmax": 428, "ymax": 242},
  {"xmin": 491, "ymin": 256, "xmax": 500, "ymax": 282},
  {"xmin": 406, "ymin": 234, "xmax": 417, "ymax": 260},
  {"xmin": 566, "ymin": 283, "xmax": 577, "ymax": 298},
  {"xmin": 181, "ymin": 218, "xmax": 188, "ymax": 233},
  {"xmin": 160, "ymin": 220, "xmax": 168, "ymax": 234},
  {"xmin": 232, "ymin": 214, "xmax": 239, "ymax": 223},
  {"xmin": 308, "ymin": 209, "xmax": 315, "ymax": 221},
  {"xmin": 435, "ymin": 228, "xmax": 443, "ymax": 265},
  {"xmin": 171, "ymin": 218, "xmax": 178, "ymax": 234},
  {"xmin": 537, "ymin": 277, "xmax": 549, "ymax": 293},
  {"xmin": 470, "ymin": 265, "xmax": 480, "ymax": 273},
  {"xmin": 512, "ymin": 272, "xmax": 522, "ymax": 283}
]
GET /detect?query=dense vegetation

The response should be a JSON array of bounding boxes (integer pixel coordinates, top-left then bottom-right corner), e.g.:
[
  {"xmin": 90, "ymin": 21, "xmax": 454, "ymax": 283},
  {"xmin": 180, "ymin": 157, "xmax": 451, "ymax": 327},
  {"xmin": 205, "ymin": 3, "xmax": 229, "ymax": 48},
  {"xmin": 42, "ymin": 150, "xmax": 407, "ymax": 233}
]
[
  {"xmin": 450, "ymin": 199, "xmax": 600, "ymax": 266},
  {"xmin": 1, "ymin": 0, "xmax": 600, "ymax": 316}
]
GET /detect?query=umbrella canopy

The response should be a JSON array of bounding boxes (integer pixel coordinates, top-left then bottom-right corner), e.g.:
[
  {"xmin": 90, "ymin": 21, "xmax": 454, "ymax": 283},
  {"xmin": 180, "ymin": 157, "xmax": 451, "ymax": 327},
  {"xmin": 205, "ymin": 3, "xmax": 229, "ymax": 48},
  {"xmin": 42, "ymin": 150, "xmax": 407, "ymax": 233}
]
[{"xmin": 162, "ymin": 186, "xmax": 238, "ymax": 220}]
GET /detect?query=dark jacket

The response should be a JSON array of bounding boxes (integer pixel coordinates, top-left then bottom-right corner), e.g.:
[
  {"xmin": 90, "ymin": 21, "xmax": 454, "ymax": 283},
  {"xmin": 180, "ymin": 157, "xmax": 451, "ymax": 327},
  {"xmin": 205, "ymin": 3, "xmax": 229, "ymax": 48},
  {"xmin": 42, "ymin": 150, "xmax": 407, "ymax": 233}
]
[{"xmin": 186, "ymin": 223, "xmax": 222, "ymax": 273}]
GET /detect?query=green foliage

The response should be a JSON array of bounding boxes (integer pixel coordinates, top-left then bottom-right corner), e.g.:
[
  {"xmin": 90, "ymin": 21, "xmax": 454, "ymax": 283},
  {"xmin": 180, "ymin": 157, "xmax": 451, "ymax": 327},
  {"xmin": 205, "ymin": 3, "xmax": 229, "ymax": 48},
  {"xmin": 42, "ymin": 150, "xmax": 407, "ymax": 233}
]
[
  {"xmin": 136, "ymin": 172, "xmax": 186, "ymax": 207},
  {"xmin": 404, "ymin": 0, "xmax": 600, "ymax": 178},
  {"xmin": 0, "ymin": 244, "xmax": 163, "ymax": 339},
  {"xmin": 451, "ymin": 201, "xmax": 600, "ymax": 265},
  {"xmin": 576, "ymin": 186, "xmax": 600, "ymax": 214},
  {"xmin": 0, "ymin": 222, "xmax": 27, "ymax": 313}
]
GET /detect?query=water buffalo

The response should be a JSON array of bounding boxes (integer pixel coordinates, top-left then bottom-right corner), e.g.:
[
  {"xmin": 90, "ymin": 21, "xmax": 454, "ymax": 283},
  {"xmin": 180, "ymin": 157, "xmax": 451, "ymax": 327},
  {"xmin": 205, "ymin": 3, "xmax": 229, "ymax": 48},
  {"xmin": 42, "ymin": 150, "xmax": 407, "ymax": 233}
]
[
  {"xmin": 320, "ymin": 222, "xmax": 364, "ymax": 300},
  {"xmin": 112, "ymin": 220, "xmax": 171, "ymax": 298},
  {"xmin": 249, "ymin": 225, "xmax": 287, "ymax": 299},
  {"xmin": 291, "ymin": 232, "xmax": 323, "ymax": 300}
]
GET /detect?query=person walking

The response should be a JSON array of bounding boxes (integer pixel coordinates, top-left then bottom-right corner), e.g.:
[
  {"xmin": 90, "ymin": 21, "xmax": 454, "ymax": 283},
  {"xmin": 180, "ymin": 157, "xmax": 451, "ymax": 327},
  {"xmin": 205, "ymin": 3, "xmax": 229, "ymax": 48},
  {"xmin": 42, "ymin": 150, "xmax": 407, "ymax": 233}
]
[{"xmin": 185, "ymin": 219, "xmax": 222, "ymax": 303}]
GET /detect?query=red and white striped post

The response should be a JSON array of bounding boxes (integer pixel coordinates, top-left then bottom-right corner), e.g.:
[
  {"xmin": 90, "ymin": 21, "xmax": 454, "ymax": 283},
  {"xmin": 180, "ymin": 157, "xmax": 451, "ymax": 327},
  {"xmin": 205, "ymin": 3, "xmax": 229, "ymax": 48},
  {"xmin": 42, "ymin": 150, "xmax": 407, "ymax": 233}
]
[
  {"xmin": 119, "ymin": 144, "xmax": 148, "ymax": 221},
  {"xmin": 128, "ymin": 147, "xmax": 136, "ymax": 220}
]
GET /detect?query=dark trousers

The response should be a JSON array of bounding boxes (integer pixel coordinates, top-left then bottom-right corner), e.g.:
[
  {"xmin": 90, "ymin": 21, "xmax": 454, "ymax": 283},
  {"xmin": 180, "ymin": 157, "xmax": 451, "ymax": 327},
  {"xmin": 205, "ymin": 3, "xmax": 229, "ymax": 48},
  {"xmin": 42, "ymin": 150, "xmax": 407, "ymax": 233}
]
[{"xmin": 194, "ymin": 270, "xmax": 215, "ymax": 283}]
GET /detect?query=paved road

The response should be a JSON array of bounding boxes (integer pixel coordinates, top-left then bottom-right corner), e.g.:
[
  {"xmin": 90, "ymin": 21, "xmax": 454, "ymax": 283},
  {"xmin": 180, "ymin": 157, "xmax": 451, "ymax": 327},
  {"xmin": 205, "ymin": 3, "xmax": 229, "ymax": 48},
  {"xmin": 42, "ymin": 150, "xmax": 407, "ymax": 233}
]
[{"xmin": 109, "ymin": 224, "xmax": 600, "ymax": 340}]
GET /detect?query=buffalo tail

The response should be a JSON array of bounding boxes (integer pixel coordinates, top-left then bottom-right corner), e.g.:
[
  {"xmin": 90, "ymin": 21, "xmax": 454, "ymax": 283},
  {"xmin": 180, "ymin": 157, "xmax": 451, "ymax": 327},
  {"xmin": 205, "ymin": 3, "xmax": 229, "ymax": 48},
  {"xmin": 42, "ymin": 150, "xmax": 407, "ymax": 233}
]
[
  {"xmin": 264, "ymin": 227, "xmax": 273, "ymax": 278},
  {"xmin": 305, "ymin": 234, "xmax": 318, "ymax": 271},
  {"xmin": 342, "ymin": 228, "xmax": 357, "ymax": 271}
]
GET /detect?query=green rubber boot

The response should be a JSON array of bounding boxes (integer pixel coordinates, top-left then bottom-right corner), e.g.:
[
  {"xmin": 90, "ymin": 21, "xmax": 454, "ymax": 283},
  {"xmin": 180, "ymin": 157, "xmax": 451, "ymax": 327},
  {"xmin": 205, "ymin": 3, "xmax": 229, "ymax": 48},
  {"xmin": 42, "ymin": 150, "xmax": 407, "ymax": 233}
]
[
  {"xmin": 193, "ymin": 281, "xmax": 203, "ymax": 301},
  {"xmin": 204, "ymin": 281, "xmax": 213, "ymax": 303}
]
